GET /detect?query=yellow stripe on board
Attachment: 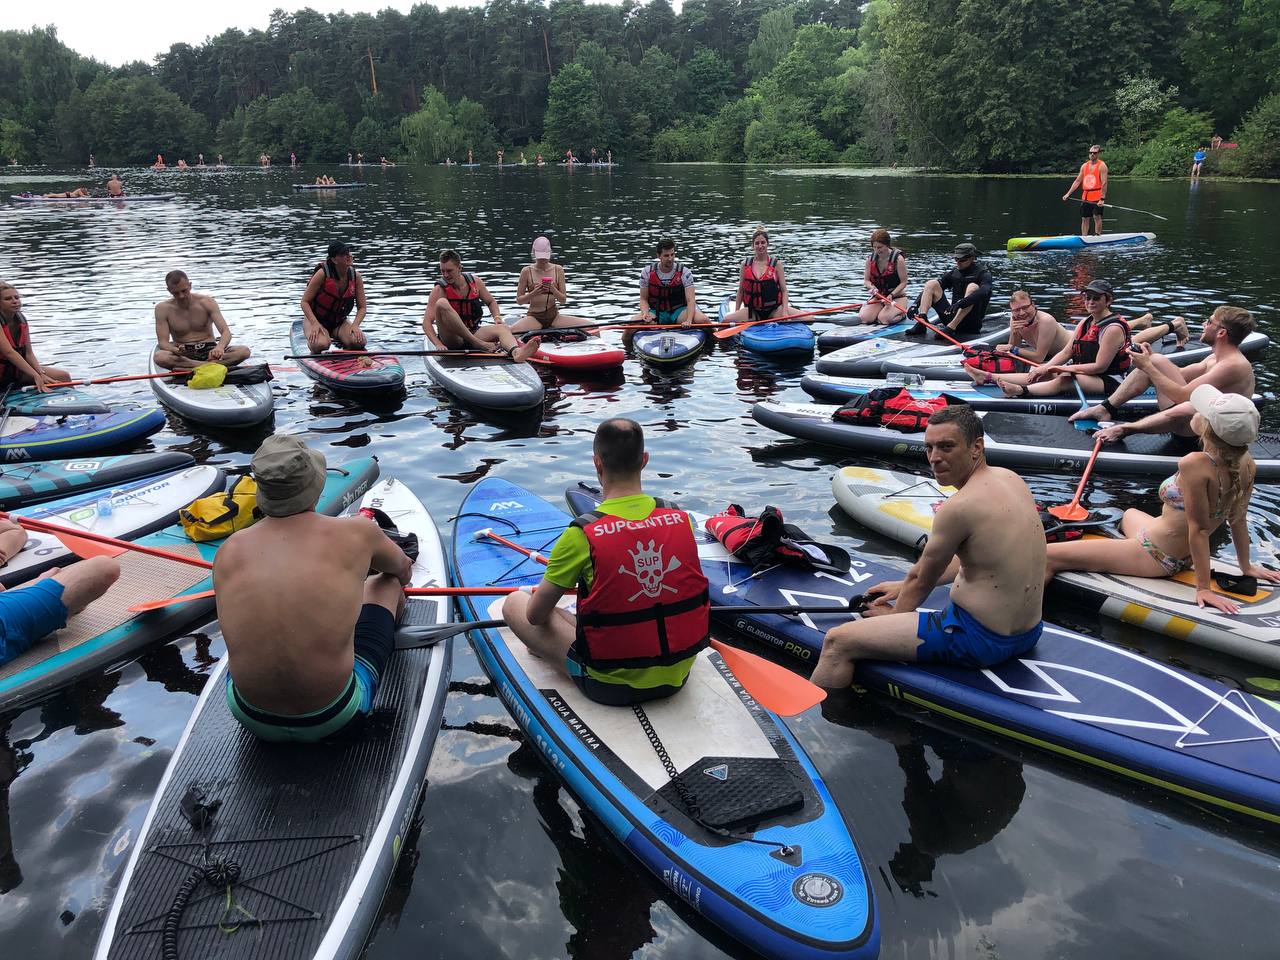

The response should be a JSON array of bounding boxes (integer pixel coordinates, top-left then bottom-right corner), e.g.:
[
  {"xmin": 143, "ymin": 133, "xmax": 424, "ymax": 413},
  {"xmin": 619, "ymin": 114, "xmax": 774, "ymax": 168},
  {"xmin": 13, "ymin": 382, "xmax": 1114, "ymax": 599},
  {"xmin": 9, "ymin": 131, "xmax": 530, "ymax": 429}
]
[{"xmin": 896, "ymin": 689, "xmax": 1280, "ymax": 824}]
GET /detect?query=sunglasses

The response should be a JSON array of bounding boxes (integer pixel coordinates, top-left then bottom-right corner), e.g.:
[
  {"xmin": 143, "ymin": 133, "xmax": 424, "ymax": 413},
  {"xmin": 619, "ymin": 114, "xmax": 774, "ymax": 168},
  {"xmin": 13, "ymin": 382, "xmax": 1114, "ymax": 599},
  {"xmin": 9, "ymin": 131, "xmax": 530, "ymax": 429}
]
[{"xmin": 1082, "ymin": 292, "xmax": 1107, "ymax": 300}]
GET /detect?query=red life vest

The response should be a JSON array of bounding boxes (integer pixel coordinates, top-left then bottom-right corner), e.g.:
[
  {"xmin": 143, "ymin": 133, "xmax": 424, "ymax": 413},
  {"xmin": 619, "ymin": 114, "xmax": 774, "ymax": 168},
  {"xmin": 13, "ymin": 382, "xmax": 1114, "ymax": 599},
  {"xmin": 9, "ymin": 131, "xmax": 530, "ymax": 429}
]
[
  {"xmin": 834, "ymin": 387, "xmax": 954, "ymax": 433},
  {"xmin": 0, "ymin": 313, "xmax": 31, "ymax": 385},
  {"xmin": 740, "ymin": 256, "xmax": 780, "ymax": 315},
  {"xmin": 647, "ymin": 261, "xmax": 687, "ymax": 314},
  {"xmin": 570, "ymin": 500, "xmax": 709, "ymax": 669},
  {"xmin": 438, "ymin": 273, "xmax": 483, "ymax": 332},
  {"xmin": 1080, "ymin": 160, "xmax": 1104, "ymax": 202},
  {"xmin": 961, "ymin": 349, "xmax": 1023, "ymax": 374},
  {"xmin": 866, "ymin": 248, "xmax": 903, "ymax": 297},
  {"xmin": 1069, "ymin": 313, "xmax": 1132, "ymax": 376},
  {"xmin": 705, "ymin": 504, "xmax": 851, "ymax": 575},
  {"xmin": 310, "ymin": 261, "xmax": 357, "ymax": 329}
]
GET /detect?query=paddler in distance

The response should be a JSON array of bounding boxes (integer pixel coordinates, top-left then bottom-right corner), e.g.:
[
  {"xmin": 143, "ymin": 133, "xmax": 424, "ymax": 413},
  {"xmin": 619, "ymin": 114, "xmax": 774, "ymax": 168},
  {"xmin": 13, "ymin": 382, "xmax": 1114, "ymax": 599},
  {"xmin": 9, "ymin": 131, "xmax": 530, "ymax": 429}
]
[
  {"xmin": 301, "ymin": 241, "xmax": 367, "ymax": 352},
  {"xmin": 906, "ymin": 242, "xmax": 992, "ymax": 338},
  {"xmin": 719, "ymin": 227, "xmax": 792, "ymax": 326},
  {"xmin": 0, "ymin": 281, "xmax": 72, "ymax": 392},
  {"xmin": 811, "ymin": 404, "xmax": 1045, "ymax": 688},
  {"xmin": 503, "ymin": 418, "xmax": 711, "ymax": 705},
  {"xmin": 423, "ymin": 249, "xmax": 541, "ymax": 360},
  {"xmin": 153, "ymin": 270, "xmax": 252, "ymax": 370},
  {"xmin": 214, "ymin": 435, "xmax": 414, "ymax": 741},
  {"xmin": 1074, "ymin": 305, "xmax": 1257, "ymax": 445},
  {"xmin": 1064, "ymin": 144, "xmax": 1107, "ymax": 236},
  {"xmin": 631, "ymin": 238, "xmax": 709, "ymax": 328}
]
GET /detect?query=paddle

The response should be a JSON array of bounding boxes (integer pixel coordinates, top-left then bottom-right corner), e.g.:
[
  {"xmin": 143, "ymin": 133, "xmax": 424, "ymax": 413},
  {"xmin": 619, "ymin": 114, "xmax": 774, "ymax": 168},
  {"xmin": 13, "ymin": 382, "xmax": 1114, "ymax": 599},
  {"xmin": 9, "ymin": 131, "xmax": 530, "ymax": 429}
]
[
  {"xmin": 1048, "ymin": 435, "xmax": 1104, "ymax": 521},
  {"xmin": 1065, "ymin": 196, "xmax": 1168, "ymax": 221},
  {"xmin": 0, "ymin": 511, "xmax": 214, "ymax": 568},
  {"xmin": 473, "ymin": 528, "xmax": 828, "ymax": 717},
  {"xmin": 46, "ymin": 370, "xmax": 191, "ymax": 388},
  {"xmin": 714, "ymin": 303, "xmax": 863, "ymax": 340},
  {"xmin": 287, "ymin": 348, "xmax": 553, "ymax": 366},
  {"xmin": 1069, "ymin": 374, "xmax": 1099, "ymax": 431}
]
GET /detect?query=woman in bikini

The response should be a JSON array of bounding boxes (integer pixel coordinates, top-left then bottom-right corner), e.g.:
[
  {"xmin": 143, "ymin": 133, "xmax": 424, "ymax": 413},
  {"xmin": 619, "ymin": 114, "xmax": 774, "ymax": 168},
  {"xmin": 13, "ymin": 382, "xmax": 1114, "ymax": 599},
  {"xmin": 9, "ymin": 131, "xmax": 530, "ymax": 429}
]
[
  {"xmin": 0, "ymin": 282, "xmax": 71, "ymax": 393},
  {"xmin": 510, "ymin": 236, "xmax": 589, "ymax": 334},
  {"xmin": 1043, "ymin": 385, "xmax": 1279, "ymax": 613}
]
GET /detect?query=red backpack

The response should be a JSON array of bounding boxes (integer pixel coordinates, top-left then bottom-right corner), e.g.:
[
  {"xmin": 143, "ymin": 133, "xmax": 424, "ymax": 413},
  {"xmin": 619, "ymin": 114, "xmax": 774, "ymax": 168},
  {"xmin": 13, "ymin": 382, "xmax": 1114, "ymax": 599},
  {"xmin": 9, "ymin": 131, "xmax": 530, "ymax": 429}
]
[{"xmin": 834, "ymin": 387, "xmax": 956, "ymax": 433}]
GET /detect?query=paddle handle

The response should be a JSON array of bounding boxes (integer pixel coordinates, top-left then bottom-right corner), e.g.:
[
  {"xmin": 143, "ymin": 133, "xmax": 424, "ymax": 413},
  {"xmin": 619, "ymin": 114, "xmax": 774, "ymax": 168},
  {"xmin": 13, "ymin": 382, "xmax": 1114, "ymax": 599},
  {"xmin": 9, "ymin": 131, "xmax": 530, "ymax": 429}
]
[
  {"xmin": 715, "ymin": 302, "xmax": 863, "ymax": 340},
  {"xmin": 873, "ymin": 292, "xmax": 1039, "ymax": 369}
]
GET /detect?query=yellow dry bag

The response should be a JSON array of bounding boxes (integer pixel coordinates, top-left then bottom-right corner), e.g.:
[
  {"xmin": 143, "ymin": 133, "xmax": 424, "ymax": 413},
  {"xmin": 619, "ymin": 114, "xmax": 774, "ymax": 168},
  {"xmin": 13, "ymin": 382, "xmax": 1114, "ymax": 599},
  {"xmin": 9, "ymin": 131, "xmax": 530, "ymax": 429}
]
[{"xmin": 179, "ymin": 476, "xmax": 261, "ymax": 542}]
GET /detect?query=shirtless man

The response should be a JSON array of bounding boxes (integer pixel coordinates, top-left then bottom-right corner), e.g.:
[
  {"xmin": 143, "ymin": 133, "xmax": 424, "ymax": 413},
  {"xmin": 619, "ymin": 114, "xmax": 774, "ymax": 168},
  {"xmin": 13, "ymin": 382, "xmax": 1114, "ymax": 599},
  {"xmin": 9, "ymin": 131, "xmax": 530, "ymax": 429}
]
[
  {"xmin": 1072, "ymin": 305, "xmax": 1256, "ymax": 442},
  {"xmin": 153, "ymin": 270, "xmax": 252, "ymax": 370},
  {"xmin": 105, "ymin": 174, "xmax": 123, "ymax": 197},
  {"xmin": 423, "ymin": 249, "xmax": 540, "ymax": 360},
  {"xmin": 215, "ymin": 436, "xmax": 413, "ymax": 742},
  {"xmin": 962, "ymin": 290, "xmax": 1072, "ymax": 383},
  {"xmin": 811, "ymin": 405, "xmax": 1045, "ymax": 688}
]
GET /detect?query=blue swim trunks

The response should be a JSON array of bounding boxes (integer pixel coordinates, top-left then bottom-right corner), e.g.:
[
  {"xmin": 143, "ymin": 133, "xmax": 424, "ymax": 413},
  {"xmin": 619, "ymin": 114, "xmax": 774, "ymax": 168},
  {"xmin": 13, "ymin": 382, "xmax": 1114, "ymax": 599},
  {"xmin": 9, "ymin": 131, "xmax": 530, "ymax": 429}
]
[
  {"xmin": 916, "ymin": 601, "xmax": 1041, "ymax": 669},
  {"xmin": 652, "ymin": 306, "xmax": 687, "ymax": 325},
  {"xmin": 0, "ymin": 578, "xmax": 69, "ymax": 666}
]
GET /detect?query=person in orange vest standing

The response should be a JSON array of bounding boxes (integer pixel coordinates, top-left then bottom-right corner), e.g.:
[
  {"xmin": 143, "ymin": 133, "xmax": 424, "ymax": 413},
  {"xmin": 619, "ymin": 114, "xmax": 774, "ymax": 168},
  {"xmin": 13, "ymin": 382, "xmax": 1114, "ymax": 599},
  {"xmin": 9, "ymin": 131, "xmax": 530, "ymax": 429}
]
[{"xmin": 1063, "ymin": 144, "xmax": 1108, "ymax": 237}]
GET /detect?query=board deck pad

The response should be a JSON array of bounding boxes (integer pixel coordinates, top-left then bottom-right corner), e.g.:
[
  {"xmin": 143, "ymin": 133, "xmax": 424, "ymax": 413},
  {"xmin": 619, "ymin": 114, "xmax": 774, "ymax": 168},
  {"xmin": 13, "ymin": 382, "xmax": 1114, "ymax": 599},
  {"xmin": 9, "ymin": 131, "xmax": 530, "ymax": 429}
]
[
  {"xmin": 289, "ymin": 321, "xmax": 405, "ymax": 393},
  {"xmin": 632, "ymin": 328, "xmax": 705, "ymax": 364}
]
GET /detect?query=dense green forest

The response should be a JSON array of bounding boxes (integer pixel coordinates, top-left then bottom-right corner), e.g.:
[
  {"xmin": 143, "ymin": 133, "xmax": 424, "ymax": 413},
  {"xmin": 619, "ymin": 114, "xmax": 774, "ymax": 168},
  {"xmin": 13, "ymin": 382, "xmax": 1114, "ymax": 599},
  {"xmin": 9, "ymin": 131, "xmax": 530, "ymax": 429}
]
[{"xmin": 2, "ymin": 0, "xmax": 1280, "ymax": 175}]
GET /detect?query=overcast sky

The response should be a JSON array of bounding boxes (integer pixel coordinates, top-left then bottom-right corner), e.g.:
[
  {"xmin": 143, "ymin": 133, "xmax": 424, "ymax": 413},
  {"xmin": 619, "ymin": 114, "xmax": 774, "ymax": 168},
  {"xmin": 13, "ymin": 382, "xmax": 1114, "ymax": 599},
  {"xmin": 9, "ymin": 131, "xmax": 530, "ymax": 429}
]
[{"xmin": 2, "ymin": 1, "xmax": 494, "ymax": 67}]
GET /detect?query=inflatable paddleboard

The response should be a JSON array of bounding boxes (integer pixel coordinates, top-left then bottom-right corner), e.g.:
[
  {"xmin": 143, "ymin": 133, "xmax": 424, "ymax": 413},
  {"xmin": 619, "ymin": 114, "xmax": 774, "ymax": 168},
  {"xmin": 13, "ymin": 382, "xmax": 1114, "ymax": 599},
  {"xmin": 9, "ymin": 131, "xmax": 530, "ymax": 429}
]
[
  {"xmin": 0, "ymin": 456, "xmax": 379, "ymax": 714},
  {"xmin": 816, "ymin": 320, "xmax": 914, "ymax": 352},
  {"xmin": 3, "ymin": 464, "xmax": 224, "ymax": 588},
  {"xmin": 832, "ymin": 464, "xmax": 1280, "ymax": 668},
  {"xmin": 292, "ymin": 182, "xmax": 369, "ymax": 190},
  {"xmin": 453, "ymin": 477, "xmax": 879, "ymax": 960},
  {"xmin": 289, "ymin": 321, "xmax": 405, "ymax": 394},
  {"xmin": 5, "ymin": 386, "xmax": 111, "ymax": 416},
  {"xmin": 0, "ymin": 453, "xmax": 195, "ymax": 511},
  {"xmin": 0, "ymin": 405, "xmax": 165, "ymax": 461},
  {"xmin": 1007, "ymin": 232, "xmax": 1155, "ymax": 252},
  {"xmin": 94, "ymin": 477, "xmax": 451, "ymax": 960},
  {"xmin": 533, "ymin": 337, "xmax": 625, "ymax": 371},
  {"xmin": 717, "ymin": 295, "xmax": 815, "ymax": 356},
  {"xmin": 751, "ymin": 402, "xmax": 1280, "ymax": 480},
  {"xmin": 10, "ymin": 193, "xmax": 176, "ymax": 203},
  {"xmin": 632, "ymin": 326, "xmax": 705, "ymax": 366},
  {"xmin": 147, "ymin": 356, "xmax": 274, "ymax": 427},
  {"xmin": 814, "ymin": 327, "xmax": 1009, "ymax": 378},
  {"xmin": 422, "ymin": 339, "xmax": 545, "ymax": 410}
]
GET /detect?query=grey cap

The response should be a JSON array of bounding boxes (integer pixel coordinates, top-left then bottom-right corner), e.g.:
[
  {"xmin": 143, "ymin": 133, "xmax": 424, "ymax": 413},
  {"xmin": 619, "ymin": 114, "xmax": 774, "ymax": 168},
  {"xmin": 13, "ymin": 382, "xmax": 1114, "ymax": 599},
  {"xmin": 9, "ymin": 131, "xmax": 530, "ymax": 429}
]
[
  {"xmin": 1083, "ymin": 279, "xmax": 1114, "ymax": 296},
  {"xmin": 252, "ymin": 435, "xmax": 327, "ymax": 517},
  {"xmin": 953, "ymin": 242, "xmax": 978, "ymax": 259}
]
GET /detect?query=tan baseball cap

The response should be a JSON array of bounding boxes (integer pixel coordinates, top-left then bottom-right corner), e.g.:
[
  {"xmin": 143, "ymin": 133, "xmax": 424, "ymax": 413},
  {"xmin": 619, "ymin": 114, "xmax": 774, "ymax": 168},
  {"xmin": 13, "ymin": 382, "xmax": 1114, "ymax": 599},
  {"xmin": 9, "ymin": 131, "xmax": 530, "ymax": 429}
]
[{"xmin": 1190, "ymin": 384, "xmax": 1259, "ymax": 447}]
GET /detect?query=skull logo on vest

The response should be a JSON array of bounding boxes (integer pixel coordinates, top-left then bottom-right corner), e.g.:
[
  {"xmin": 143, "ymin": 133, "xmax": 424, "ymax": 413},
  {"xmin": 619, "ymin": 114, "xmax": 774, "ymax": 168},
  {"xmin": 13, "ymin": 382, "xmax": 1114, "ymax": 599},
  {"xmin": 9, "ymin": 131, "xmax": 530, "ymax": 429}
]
[{"xmin": 621, "ymin": 539, "xmax": 683, "ymax": 601}]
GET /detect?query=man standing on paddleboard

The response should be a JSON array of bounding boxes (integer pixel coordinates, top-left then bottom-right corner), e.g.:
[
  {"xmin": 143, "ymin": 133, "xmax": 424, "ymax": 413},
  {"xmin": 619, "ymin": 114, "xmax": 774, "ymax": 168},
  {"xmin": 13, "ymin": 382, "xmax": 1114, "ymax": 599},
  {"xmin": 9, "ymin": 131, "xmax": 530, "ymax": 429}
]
[
  {"xmin": 503, "ymin": 418, "xmax": 711, "ymax": 705},
  {"xmin": 811, "ymin": 405, "xmax": 1045, "ymax": 688},
  {"xmin": 153, "ymin": 270, "xmax": 253, "ymax": 370},
  {"xmin": 1064, "ymin": 144, "xmax": 1108, "ymax": 236},
  {"xmin": 215, "ymin": 436, "xmax": 414, "ymax": 741}
]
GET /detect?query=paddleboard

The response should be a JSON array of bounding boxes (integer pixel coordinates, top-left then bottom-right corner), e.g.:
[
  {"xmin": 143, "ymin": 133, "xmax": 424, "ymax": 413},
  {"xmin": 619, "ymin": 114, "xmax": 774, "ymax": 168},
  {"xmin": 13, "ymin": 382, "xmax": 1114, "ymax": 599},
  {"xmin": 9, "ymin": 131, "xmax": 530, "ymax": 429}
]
[
  {"xmin": 0, "ymin": 456, "xmax": 379, "ymax": 714},
  {"xmin": 5, "ymin": 386, "xmax": 111, "ymax": 415},
  {"xmin": 422, "ymin": 338, "xmax": 545, "ymax": 409},
  {"xmin": 751, "ymin": 402, "xmax": 1280, "ymax": 480},
  {"xmin": 1007, "ymin": 232, "xmax": 1156, "ymax": 251},
  {"xmin": 93, "ymin": 477, "xmax": 451, "ymax": 960},
  {"xmin": 0, "ymin": 405, "xmax": 166, "ymax": 461},
  {"xmin": 453, "ymin": 477, "xmax": 879, "ymax": 960},
  {"xmin": 568, "ymin": 484, "xmax": 1280, "ymax": 824},
  {"xmin": 292, "ymin": 182, "xmax": 369, "ymax": 190},
  {"xmin": 832, "ymin": 464, "xmax": 1280, "ymax": 668},
  {"xmin": 10, "ymin": 193, "xmax": 177, "ymax": 203},
  {"xmin": 533, "ymin": 337, "xmax": 626, "ymax": 371},
  {"xmin": 147, "ymin": 356, "xmax": 275, "ymax": 427},
  {"xmin": 632, "ymin": 326, "xmax": 705, "ymax": 366},
  {"xmin": 289, "ymin": 321, "xmax": 405, "ymax": 394},
  {"xmin": 0, "ymin": 453, "xmax": 195, "ymax": 511},
  {"xmin": 816, "ymin": 321, "xmax": 914, "ymax": 352},
  {"xmin": 3, "ymin": 464, "xmax": 224, "ymax": 588},
  {"xmin": 814, "ymin": 327, "xmax": 1009, "ymax": 378},
  {"xmin": 718, "ymin": 296, "xmax": 815, "ymax": 356}
]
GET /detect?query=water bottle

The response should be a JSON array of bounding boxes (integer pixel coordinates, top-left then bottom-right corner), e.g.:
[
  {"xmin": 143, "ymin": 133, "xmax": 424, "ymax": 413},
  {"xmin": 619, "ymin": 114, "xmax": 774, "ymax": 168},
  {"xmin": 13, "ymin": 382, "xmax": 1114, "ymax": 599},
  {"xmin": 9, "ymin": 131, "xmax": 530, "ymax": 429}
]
[{"xmin": 96, "ymin": 488, "xmax": 122, "ymax": 518}]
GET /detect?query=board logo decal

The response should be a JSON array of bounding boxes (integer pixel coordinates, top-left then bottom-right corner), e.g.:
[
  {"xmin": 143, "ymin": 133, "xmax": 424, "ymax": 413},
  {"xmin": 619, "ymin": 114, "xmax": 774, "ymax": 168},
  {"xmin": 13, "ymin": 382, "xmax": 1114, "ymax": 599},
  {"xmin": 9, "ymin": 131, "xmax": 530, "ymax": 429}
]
[
  {"xmin": 621, "ymin": 540, "xmax": 681, "ymax": 600},
  {"xmin": 793, "ymin": 873, "xmax": 843, "ymax": 907},
  {"xmin": 703, "ymin": 763, "xmax": 729, "ymax": 781},
  {"xmin": 488, "ymin": 500, "xmax": 523, "ymax": 512}
]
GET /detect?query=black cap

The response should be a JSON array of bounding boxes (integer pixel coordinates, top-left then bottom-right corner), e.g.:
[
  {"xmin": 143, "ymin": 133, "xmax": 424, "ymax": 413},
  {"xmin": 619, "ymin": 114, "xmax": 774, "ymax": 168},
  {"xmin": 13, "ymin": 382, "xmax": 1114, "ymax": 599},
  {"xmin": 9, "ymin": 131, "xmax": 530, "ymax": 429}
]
[
  {"xmin": 953, "ymin": 242, "xmax": 978, "ymax": 259},
  {"xmin": 327, "ymin": 241, "xmax": 352, "ymax": 258},
  {"xmin": 1083, "ymin": 279, "xmax": 1113, "ymax": 296}
]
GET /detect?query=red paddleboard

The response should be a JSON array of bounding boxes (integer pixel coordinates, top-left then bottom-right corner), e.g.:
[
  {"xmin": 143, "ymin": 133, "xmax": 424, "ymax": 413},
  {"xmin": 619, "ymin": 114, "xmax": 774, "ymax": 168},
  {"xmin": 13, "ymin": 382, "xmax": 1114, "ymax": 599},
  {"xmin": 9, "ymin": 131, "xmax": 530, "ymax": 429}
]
[{"xmin": 534, "ymin": 339, "xmax": 625, "ymax": 371}]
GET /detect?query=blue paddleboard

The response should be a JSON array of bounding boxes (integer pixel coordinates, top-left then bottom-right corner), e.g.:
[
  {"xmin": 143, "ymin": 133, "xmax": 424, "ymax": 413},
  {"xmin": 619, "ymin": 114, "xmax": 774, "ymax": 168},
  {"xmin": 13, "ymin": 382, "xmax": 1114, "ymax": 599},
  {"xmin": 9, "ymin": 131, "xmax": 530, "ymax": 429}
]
[
  {"xmin": 0, "ymin": 405, "xmax": 166, "ymax": 461},
  {"xmin": 718, "ymin": 295, "xmax": 815, "ymax": 356}
]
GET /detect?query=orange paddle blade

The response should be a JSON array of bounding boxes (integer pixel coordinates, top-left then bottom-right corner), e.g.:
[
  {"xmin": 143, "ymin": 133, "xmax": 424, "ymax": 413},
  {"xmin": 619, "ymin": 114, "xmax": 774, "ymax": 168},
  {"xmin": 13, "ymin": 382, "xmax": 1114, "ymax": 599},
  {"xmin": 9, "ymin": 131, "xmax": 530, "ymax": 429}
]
[
  {"xmin": 57, "ymin": 532, "xmax": 128, "ymax": 560},
  {"xmin": 709, "ymin": 639, "xmax": 826, "ymax": 717},
  {"xmin": 128, "ymin": 588, "xmax": 216, "ymax": 613}
]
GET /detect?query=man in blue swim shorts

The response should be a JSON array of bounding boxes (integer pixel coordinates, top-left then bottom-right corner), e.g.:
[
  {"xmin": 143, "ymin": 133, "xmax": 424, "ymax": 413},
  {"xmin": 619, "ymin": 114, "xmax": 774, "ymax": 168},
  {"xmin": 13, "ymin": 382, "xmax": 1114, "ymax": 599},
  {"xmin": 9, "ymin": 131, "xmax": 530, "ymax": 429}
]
[
  {"xmin": 214, "ymin": 436, "xmax": 414, "ymax": 742},
  {"xmin": 0, "ymin": 545, "xmax": 120, "ymax": 667},
  {"xmin": 812, "ymin": 404, "xmax": 1047, "ymax": 688}
]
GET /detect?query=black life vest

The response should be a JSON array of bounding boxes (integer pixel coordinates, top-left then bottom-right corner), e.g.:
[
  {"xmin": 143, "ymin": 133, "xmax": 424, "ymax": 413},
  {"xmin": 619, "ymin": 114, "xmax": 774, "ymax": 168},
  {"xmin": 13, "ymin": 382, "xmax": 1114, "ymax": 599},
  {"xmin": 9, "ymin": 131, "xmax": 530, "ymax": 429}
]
[
  {"xmin": 705, "ymin": 504, "xmax": 851, "ymax": 574},
  {"xmin": 867, "ymin": 248, "xmax": 902, "ymax": 297},
  {"xmin": 1069, "ymin": 313, "xmax": 1132, "ymax": 376},
  {"xmin": 0, "ymin": 312, "xmax": 31, "ymax": 384},
  {"xmin": 309, "ymin": 261, "xmax": 357, "ymax": 329},
  {"xmin": 834, "ymin": 387, "xmax": 957, "ymax": 433},
  {"xmin": 740, "ymin": 256, "xmax": 780, "ymax": 315},
  {"xmin": 438, "ymin": 273, "xmax": 483, "ymax": 332},
  {"xmin": 570, "ymin": 500, "xmax": 709, "ymax": 669},
  {"xmin": 647, "ymin": 261, "xmax": 687, "ymax": 314}
]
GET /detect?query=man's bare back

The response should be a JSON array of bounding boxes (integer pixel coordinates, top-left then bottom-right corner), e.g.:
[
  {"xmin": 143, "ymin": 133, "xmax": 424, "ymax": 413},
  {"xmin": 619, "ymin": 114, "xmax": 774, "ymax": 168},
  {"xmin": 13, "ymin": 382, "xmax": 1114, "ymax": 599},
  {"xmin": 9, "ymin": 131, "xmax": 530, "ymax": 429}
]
[{"xmin": 214, "ymin": 513, "xmax": 408, "ymax": 714}]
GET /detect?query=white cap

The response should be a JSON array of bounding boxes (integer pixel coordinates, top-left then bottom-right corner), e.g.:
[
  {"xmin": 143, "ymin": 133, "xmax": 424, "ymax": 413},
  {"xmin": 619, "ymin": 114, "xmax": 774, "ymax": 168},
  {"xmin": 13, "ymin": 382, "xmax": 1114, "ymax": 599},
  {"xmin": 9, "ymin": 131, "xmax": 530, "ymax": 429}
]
[
  {"xmin": 1190, "ymin": 384, "xmax": 1259, "ymax": 446},
  {"xmin": 532, "ymin": 236, "xmax": 552, "ymax": 258}
]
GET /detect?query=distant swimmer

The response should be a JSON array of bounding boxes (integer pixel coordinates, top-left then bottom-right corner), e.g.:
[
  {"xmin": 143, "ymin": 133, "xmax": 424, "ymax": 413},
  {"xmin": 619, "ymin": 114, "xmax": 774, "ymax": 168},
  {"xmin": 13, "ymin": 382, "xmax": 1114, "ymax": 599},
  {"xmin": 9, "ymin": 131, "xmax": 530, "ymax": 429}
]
[
  {"xmin": 423, "ymin": 249, "xmax": 540, "ymax": 360},
  {"xmin": 151, "ymin": 154, "xmax": 165, "ymax": 170},
  {"xmin": 301, "ymin": 241, "xmax": 368, "ymax": 352},
  {"xmin": 153, "ymin": 270, "xmax": 252, "ymax": 370},
  {"xmin": 105, "ymin": 174, "xmax": 124, "ymax": 197},
  {"xmin": 0, "ymin": 282, "xmax": 72, "ymax": 392}
]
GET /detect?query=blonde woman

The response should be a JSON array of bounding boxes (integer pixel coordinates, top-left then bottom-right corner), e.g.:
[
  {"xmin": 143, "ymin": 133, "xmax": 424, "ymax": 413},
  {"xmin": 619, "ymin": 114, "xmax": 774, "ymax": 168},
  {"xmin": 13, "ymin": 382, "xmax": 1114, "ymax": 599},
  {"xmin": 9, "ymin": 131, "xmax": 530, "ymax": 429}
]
[
  {"xmin": 511, "ymin": 236, "xmax": 589, "ymax": 333},
  {"xmin": 1044, "ymin": 385, "xmax": 1279, "ymax": 613}
]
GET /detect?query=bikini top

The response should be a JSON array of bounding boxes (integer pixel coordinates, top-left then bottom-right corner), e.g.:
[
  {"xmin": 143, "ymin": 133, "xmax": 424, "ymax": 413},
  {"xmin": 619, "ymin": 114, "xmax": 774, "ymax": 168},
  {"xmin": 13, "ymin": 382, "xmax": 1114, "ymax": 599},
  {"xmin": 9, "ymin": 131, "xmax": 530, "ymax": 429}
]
[{"xmin": 1158, "ymin": 454, "xmax": 1227, "ymax": 519}]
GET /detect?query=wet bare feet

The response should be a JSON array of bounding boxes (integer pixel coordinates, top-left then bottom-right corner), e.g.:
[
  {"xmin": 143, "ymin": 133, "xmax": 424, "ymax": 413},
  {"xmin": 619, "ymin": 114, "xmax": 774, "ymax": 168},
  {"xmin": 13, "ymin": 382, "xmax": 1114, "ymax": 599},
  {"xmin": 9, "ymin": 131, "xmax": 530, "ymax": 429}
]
[
  {"xmin": 996, "ymin": 377, "xmax": 1027, "ymax": 398},
  {"xmin": 512, "ymin": 336, "xmax": 541, "ymax": 362},
  {"xmin": 1170, "ymin": 315, "xmax": 1189, "ymax": 345},
  {"xmin": 1129, "ymin": 312, "xmax": 1153, "ymax": 330},
  {"xmin": 1069, "ymin": 403, "xmax": 1106, "ymax": 422}
]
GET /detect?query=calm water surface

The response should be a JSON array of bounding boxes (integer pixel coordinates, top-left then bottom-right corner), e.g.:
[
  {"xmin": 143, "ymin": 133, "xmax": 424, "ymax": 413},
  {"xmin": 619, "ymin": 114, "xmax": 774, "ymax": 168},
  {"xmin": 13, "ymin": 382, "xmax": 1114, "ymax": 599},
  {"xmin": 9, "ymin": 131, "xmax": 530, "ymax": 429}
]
[{"xmin": 0, "ymin": 164, "xmax": 1277, "ymax": 959}]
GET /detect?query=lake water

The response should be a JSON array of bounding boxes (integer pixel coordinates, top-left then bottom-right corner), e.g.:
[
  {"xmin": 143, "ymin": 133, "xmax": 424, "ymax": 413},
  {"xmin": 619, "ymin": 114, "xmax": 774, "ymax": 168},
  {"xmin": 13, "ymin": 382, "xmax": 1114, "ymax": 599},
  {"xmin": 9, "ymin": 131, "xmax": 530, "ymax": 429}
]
[{"xmin": 0, "ymin": 163, "xmax": 1277, "ymax": 959}]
